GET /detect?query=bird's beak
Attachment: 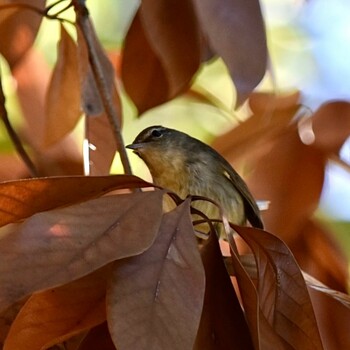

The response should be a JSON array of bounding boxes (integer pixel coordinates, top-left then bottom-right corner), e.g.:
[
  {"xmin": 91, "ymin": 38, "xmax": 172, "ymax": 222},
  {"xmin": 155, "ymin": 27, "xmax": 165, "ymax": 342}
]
[
  {"xmin": 126, "ymin": 143, "xmax": 146, "ymax": 156},
  {"xmin": 125, "ymin": 143, "xmax": 144, "ymax": 150}
]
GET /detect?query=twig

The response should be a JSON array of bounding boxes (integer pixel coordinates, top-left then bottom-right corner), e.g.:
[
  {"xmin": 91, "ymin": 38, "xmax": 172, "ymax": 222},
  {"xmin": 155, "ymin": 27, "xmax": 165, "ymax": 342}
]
[
  {"xmin": 73, "ymin": 0, "xmax": 133, "ymax": 175},
  {"xmin": 0, "ymin": 1, "xmax": 74, "ymax": 24},
  {"xmin": 0, "ymin": 66, "xmax": 39, "ymax": 177}
]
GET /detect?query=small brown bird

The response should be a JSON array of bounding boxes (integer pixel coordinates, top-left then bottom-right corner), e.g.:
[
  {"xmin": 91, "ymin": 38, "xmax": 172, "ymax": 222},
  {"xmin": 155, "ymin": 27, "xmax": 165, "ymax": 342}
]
[{"xmin": 126, "ymin": 126, "xmax": 263, "ymax": 234}]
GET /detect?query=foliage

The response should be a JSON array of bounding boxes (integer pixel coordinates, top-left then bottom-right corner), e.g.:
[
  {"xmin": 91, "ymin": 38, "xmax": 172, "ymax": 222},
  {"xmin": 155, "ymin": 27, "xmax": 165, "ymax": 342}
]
[{"xmin": 0, "ymin": 1, "xmax": 349, "ymax": 349}]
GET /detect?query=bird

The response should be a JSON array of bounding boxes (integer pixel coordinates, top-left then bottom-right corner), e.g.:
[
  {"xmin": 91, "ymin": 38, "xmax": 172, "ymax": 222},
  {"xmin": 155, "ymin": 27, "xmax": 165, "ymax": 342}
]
[{"xmin": 126, "ymin": 125, "xmax": 263, "ymax": 236}]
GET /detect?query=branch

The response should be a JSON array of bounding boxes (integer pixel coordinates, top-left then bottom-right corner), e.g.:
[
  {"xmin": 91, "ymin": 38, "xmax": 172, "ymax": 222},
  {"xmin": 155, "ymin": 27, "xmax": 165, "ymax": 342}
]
[
  {"xmin": 73, "ymin": 0, "xmax": 133, "ymax": 176},
  {"xmin": 0, "ymin": 67, "xmax": 39, "ymax": 177}
]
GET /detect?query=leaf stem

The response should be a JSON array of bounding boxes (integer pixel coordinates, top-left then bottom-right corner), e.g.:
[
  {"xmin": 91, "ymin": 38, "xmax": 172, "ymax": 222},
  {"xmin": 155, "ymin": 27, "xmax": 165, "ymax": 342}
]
[
  {"xmin": 0, "ymin": 66, "xmax": 39, "ymax": 177},
  {"xmin": 73, "ymin": 0, "xmax": 133, "ymax": 175},
  {"xmin": 0, "ymin": 1, "xmax": 74, "ymax": 24}
]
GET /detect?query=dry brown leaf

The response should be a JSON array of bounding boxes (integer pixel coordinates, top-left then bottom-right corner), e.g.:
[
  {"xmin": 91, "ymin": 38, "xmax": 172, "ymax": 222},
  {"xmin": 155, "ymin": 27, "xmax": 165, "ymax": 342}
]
[
  {"xmin": 212, "ymin": 91, "xmax": 301, "ymax": 162},
  {"xmin": 231, "ymin": 252, "xmax": 349, "ymax": 305},
  {"xmin": 311, "ymin": 101, "xmax": 350, "ymax": 154},
  {"xmin": 194, "ymin": 234, "xmax": 253, "ymax": 350},
  {"xmin": 76, "ymin": 26, "xmax": 103, "ymax": 118},
  {"xmin": 83, "ymin": 22, "xmax": 122, "ymax": 175},
  {"xmin": 77, "ymin": 25, "xmax": 120, "ymax": 175},
  {"xmin": 80, "ymin": 68, "xmax": 104, "ymax": 116},
  {"xmin": 107, "ymin": 199, "xmax": 205, "ymax": 350},
  {"xmin": 121, "ymin": 11, "xmax": 170, "ymax": 114},
  {"xmin": 0, "ymin": 175, "xmax": 151, "ymax": 227},
  {"xmin": 10, "ymin": 45, "xmax": 83, "ymax": 169},
  {"xmin": 83, "ymin": 22, "xmax": 119, "ymax": 112},
  {"xmin": 227, "ymin": 252, "xmax": 350, "ymax": 310},
  {"xmin": 140, "ymin": 0, "xmax": 200, "ymax": 97},
  {"xmin": 308, "ymin": 288, "xmax": 350, "ymax": 350},
  {"xmin": 246, "ymin": 128, "xmax": 325, "ymax": 241},
  {"xmin": 214, "ymin": 95, "xmax": 348, "ymax": 294},
  {"xmin": 229, "ymin": 250, "xmax": 350, "ymax": 349},
  {"xmin": 0, "ymin": 190, "xmax": 164, "ymax": 312},
  {"xmin": 296, "ymin": 219, "xmax": 348, "ymax": 292},
  {"xmin": 228, "ymin": 235, "xmax": 286, "ymax": 349},
  {"xmin": 87, "ymin": 110, "xmax": 119, "ymax": 175},
  {"xmin": 4, "ymin": 266, "xmax": 111, "ymax": 350},
  {"xmin": 232, "ymin": 225, "xmax": 324, "ymax": 350},
  {"xmin": 44, "ymin": 24, "xmax": 82, "ymax": 146},
  {"xmin": 192, "ymin": 0, "xmax": 267, "ymax": 107},
  {"xmin": 0, "ymin": 0, "xmax": 45, "ymax": 68},
  {"xmin": 122, "ymin": 2, "xmax": 201, "ymax": 114}
]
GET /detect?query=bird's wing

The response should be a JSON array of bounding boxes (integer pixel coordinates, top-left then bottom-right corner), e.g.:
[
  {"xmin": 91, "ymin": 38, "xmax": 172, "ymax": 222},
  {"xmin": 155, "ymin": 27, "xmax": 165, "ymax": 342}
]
[{"xmin": 221, "ymin": 162, "xmax": 264, "ymax": 229}]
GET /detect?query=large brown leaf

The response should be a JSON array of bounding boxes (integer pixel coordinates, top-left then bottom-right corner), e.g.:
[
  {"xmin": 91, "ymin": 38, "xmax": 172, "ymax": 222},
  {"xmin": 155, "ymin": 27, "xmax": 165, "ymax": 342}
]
[
  {"xmin": 3, "ymin": 266, "xmax": 111, "ymax": 350},
  {"xmin": 228, "ymin": 235, "xmax": 285, "ymax": 349},
  {"xmin": 212, "ymin": 91, "xmax": 301, "ymax": 163},
  {"xmin": 308, "ymin": 288, "xmax": 350, "ymax": 350},
  {"xmin": 44, "ymin": 25, "xmax": 82, "ymax": 146},
  {"xmin": 0, "ymin": 175, "xmax": 151, "ymax": 227},
  {"xmin": 107, "ymin": 199, "xmax": 205, "ymax": 350},
  {"xmin": 140, "ymin": 0, "xmax": 200, "ymax": 97},
  {"xmin": 191, "ymin": 0, "xmax": 267, "ymax": 107},
  {"xmin": 0, "ymin": 190, "xmax": 164, "ymax": 312},
  {"xmin": 77, "ymin": 26, "xmax": 104, "ymax": 118},
  {"xmin": 122, "ymin": 2, "xmax": 201, "ymax": 114},
  {"xmin": 225, "ymin": 249, "xmax": 350, "ymax": 350},
  {"xmin": 77, "ymin": 25, "xmax": 120, "ymax": 175},
  {"xmin": 232, "ymin": 225, "xmax": 324, "ymax": 349},
  {"xmin": 0, "ymin": 0, "xmax": 45, "ymax": 68},
  {"xmin": 121, "ymin": 11, "xmax": 169, "ymax": 114},
  {"xmin": 9, "ymin": 46, "xmax": 83, "ymax": 172},
  {"xmin": 246, "ymin": 128, "xmax": 325, "ymax": 240},
  {"xmin": 295, "ymin": 219, "xmax": 348, "ymax": 293},
  {"xmin": 194, "ymin": 233, "xmax": 253, "ymax": 350}
]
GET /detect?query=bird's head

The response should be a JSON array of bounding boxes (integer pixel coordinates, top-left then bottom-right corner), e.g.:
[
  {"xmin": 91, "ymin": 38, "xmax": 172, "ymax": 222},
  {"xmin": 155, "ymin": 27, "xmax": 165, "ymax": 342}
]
[
  {"xmin": 126, "ymin": 125, "xmax": 190, "ymax": 164},
  {"xmin": 126, "ymin": 125, "xmax": 198, "ymax": 184}
]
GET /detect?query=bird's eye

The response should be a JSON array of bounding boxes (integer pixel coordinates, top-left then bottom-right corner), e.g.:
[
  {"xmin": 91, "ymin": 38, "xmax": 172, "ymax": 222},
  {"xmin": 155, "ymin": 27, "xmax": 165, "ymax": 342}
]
[{"xmin": 151, "ymin": 129, "xmax": 163, "ymax": 138}]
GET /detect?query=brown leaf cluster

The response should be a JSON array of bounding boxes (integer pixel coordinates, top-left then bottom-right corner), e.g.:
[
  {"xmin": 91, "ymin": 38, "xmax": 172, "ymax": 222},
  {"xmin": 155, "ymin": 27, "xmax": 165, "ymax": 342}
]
[
  {"xmin": 45, "ymin": 22, "xmax": 120, "ymax": 175},
  {"xmin": 0, "ymin": 174, "xmax": 333, "ymax": 350},
  {"xmin": 0, "ymin": 0, "xmax": 267, "ymax": 176},
  {"xmin": 122, "ymin": 0, "xmax": 267, "ymax": 113},
  {"xmin": 214, "ymin": 94, "xmax": 350, "ymax": 291},
  {"xmin": 0, "ymin": 1, "xmax": 122, "ymax": 177},
  {"xmin": 213, "ymin": 92, "xmax": 350, "ymax": 348}
]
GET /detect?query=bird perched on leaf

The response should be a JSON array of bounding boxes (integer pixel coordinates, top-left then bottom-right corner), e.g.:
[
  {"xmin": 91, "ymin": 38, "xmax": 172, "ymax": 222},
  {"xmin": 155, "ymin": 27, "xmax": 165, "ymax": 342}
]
[{"xmin": 126, "ymin": 126, "xmax": 263, "ymax": 236}]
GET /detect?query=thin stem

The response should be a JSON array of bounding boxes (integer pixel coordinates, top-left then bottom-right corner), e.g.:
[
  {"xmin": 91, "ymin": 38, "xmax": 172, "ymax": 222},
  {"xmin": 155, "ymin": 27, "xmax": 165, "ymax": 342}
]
[
  {"xmin": 45, "ymin": 0, "xmax": 70, "ymax": 13},
  {"xmin": 73, "ymin": 0, "xmax": 133, "ymax": 175},
  {"xmin": 46, "ymin": 0, "xmax": 74, "ymax": 18},
  {"xmin": 0, "ymin": 67, "xmax": 39, "ymax": 177},
  {"xmin": 0, "ymin": 1, "xmax": 74, "ymax": 24}
]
